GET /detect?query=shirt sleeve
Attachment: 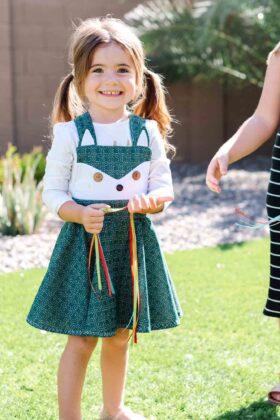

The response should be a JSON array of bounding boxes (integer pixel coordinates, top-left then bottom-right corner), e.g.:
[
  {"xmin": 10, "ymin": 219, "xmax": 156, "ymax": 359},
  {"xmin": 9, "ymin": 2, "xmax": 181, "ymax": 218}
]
[
  {"xmin": 146, "ymin": 120, "xmax": 174, "ymax": 210},
  {"xmin": 42, "ymin": 123, "xmax": 75, "ymax": 216}
]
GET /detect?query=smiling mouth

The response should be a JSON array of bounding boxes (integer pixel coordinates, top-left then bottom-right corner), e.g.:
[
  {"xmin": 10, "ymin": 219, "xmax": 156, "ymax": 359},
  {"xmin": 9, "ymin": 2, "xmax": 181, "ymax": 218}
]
[{"xmin": 99, "ymin": 91, "xmax": 123, "ymax": 96}]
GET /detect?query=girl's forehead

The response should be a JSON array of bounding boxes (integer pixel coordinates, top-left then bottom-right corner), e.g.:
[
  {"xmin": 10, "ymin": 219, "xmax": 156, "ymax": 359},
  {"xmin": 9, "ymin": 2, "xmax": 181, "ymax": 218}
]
[{"xmin": 91, "ymin": 42, "xmax": 134, "ymax": 66}]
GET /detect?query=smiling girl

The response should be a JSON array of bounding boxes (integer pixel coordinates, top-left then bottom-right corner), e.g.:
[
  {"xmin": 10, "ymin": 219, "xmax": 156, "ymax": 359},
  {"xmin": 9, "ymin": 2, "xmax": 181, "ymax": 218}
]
[{"xmin": 26, "ymin": 17, "xmax": 182, "ymax": 420}]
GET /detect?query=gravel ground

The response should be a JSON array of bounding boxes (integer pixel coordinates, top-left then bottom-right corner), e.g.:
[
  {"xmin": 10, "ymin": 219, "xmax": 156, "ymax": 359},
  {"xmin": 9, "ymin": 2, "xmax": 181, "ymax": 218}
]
[{"xmin": 0, "ymin": 156, "xmax": 271, "ymax": 273}]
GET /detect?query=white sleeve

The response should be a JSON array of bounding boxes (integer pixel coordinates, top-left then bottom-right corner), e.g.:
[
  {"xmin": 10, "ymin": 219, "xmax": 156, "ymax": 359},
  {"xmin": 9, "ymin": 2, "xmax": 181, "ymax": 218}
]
[
  {"xmin": 146, "ymin": 120, "xmax": 174, "ymax": 209},
  {"xmin": 42, "ymin": 123, "xmax": 75, "ymax": 216}
]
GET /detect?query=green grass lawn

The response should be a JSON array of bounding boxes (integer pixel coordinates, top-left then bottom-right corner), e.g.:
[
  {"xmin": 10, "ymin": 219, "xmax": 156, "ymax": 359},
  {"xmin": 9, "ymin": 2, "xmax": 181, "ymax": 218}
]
[{"xmin": 1, "ymin": 238, "xmax": 280, "ymax": 419}]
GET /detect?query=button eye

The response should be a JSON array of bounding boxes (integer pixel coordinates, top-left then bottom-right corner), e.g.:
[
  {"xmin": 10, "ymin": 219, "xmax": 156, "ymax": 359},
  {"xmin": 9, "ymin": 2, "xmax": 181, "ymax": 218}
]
[
  {"xmin": 132, "ymin": 170, "xmax": 141, "ymax": 181},
  {"xmin": 93, "ymin": 172, "xmax": 103, "ymax": 182}
]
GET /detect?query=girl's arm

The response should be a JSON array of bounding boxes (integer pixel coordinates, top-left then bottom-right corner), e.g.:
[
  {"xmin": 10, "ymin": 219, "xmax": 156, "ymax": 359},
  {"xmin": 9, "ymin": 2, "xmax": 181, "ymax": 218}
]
[
  {"xmin": 42, "ymin": 122, "xmax": 76, "ymax": 215},
  {"xmin": 128, "ymin": 120, "xmax": 174, "ymax": 213},
  {"xmin": 43, "ymin": 123, "xmax": 107, "ymax": 233},
  {"xmin": 206, "ymin": 49, "xmax": 280, "ymax": 193}
]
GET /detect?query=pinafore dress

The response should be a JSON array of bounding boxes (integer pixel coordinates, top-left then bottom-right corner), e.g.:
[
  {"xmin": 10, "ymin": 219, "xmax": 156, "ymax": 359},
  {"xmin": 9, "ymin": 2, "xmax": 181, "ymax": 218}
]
[
  {"xmin": 264, "ymin": 130, "xmax": 280, "ymax": 317},
  {"xmin": 27, "ymin": 112, "xmax": 182, "ymax": 337}
]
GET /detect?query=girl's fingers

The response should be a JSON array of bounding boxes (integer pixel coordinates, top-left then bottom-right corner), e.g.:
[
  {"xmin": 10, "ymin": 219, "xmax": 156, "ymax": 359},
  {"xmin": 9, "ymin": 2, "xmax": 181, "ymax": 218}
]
[
  {"xmin": 88, "ymin": 216, "xmax": 104, "ymax": 222},
  {"xmin": 217, "ymin": 157, "xmax": 228, "ymax": 176},
  {"xmin": 155, "ymin": 196, "xmax": 174, "ymax": 205},
  {"xmin": 89, "ymin": 203, "xmax": 110, "ymax": 209},
  {"xmin": 128, "ymin": 196, "xmax": 140, "ymax": 212},
  {"xmin": 206, "ymin": 160, "xmax": 219, "ymax": 184},
  {"xmin": 128, "ymin": 195, "xmax": 148, "ymax": 212},
  {"xmin": 133, "ymin": 195, "xmax": 141, "ymax": 211},
  {"xmin": 206, "ymin": 173, "xmax": 219, "ymax": 187},
  {"xmin": 88, "ymin": 203, "xmax": 110, "ymax": 216},
  {"xmin": 148, "ymin": 196, "xmax": 158, "ymax": 209},
  {"xmin": 87, "ymin": 229, "xmax": 101, "ymax": 234},
  {"xmin": 140, "ymin": 193, "xmax": 149, "ymax": 209},
  {"xmin": 86, "ymin": 223, "xmax": 103, "ymax": 234},
  {"xmin": 128, "ymin": 198, "xmax": 134, "ymax": 212},
  {"xmin": 129, "ymin": 194, "xmax": 173, "ymax": 213},
  {"xmin": 90, "ymin": 223, "xmax": 103, "ymax": 230},
  {"xmin": 206, "ymin": 155, "xmax": 229, "ymax": 193},
  {"xmin": 206, "ymin": 178, "xmax": 221, "ymax": 193}
]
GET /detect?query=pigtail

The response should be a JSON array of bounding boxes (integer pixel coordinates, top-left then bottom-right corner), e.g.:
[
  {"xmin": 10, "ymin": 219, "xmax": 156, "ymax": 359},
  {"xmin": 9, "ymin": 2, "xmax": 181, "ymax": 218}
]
[
  {"xmin": 133, "ymin": 68, "xmax": 175, "ymax": 156},
  {"xmin": 50, "ymin": 72, "xmax": 85, "ymax": 127}
]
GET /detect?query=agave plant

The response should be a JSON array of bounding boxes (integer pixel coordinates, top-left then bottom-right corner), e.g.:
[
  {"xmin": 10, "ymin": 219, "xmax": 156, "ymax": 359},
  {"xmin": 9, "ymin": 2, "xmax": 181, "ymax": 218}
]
[
  {"xmin": 125, "ymin": 0, "xmax": 279, "ymax": 88},
  {"xmin": 0, "ymin": 146, "xmax": 47, "ymax": 236}
]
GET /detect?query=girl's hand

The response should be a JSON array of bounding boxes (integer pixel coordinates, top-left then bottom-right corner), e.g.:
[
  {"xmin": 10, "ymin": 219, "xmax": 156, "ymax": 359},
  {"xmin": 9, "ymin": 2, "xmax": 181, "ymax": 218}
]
[
  {"xmin": 81, "ymin": 203, "xmax": 109, "ymax": 234},
  {"xmin": 206, "ymin": 152, "xmax": 229, "ymax": 194},
  {"xmin": 128, "ymin": 194, "xmax": 174, "ymax": 214}
]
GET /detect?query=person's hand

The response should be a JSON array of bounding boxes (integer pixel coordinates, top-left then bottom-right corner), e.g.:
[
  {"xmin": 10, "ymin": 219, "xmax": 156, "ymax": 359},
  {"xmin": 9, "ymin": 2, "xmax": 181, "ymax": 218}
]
[
  {"xmin": 206, "ymin": 152, "xmax": 229, "ymax": 193},
  {"xmin": 80, "ymin": 203, "xmax": 110, "ymax": 234},
  {"xmin": 128, "ymin": 194, "xmax": 174, "ymax": 213}
]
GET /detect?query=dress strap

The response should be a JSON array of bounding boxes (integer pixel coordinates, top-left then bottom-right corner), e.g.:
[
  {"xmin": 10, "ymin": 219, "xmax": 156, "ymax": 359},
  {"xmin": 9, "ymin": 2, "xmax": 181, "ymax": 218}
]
[
  {"xmin": 129, "ymin": 114, "xmax": 150, "ymax": 147},
  {"xmin": 74, "ymin": 112, "xmax": 97, "ymax": 147}
]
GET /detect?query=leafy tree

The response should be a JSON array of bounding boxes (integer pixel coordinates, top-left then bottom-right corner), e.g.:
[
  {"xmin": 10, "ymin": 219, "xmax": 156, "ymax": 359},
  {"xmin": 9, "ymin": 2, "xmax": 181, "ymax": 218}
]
[{"xmin": 125, "ymin": 0, "xmax": 280, "ymax": 87}]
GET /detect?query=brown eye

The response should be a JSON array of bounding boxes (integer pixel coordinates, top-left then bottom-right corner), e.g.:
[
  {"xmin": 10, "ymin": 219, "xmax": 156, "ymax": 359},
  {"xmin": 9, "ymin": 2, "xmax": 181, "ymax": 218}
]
[
  {"xmin": 132, "ymin": 170, "xmax": 141, "ymax": 181},
  {"xmin": 93, "ymin": 172, "xmax": 103, "ymax": 182}
]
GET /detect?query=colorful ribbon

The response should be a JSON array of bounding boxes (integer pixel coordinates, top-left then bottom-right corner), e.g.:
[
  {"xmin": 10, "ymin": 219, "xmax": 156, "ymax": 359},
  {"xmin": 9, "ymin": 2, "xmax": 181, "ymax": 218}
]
[
  {"xmin": 235, "ymin": 207, "xmax": 280, "ymax": 229},
  {"xmin": 87, "ymin": 205, "xmax": 140, "ymax": 343},
  {"xmin": 88, "ymin": 233, "xmax": 115, "ymax": 298},
  {"xmin": 129, "ymin": 212, "xmax": 140, "ymax": 344}
]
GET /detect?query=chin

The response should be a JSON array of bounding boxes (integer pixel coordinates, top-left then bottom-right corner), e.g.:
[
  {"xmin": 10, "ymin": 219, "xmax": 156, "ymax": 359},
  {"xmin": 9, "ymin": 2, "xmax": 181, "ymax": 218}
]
[{"xmin": 101, "ymin": 103, "xmax": 127, "ymax": 110}]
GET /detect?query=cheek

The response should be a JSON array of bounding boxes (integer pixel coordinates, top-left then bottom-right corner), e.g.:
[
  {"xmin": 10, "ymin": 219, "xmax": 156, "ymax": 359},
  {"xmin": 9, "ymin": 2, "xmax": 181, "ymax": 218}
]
[
  {"xmin": 84, "ymin": 76, "xmax": 99, "ymax": 95},
  {"xmin": 124, "ymin": 78, "xmax": 137, "ymax": 97}
]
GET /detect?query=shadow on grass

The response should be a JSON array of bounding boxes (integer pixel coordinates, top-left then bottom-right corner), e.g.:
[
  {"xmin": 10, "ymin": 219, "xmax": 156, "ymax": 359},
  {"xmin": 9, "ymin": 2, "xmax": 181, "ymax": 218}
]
[
  {"xmin": 213, "ymin": 399, "xmax": 280, "ymax": 419},
  {"xmin": 217, "ymin": 242, "xmax": 246, "ymax": 251}
]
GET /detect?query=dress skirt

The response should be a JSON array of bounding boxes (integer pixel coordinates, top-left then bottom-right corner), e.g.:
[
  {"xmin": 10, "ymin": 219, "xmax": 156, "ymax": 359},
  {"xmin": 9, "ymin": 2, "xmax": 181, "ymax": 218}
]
[
  {"xmin": 265, "ymin": 131, "xmax": 280, "ymax": 317},
  {"xmin": 27, "ymin": 199, "xmax": 182, "ymax": 336}
]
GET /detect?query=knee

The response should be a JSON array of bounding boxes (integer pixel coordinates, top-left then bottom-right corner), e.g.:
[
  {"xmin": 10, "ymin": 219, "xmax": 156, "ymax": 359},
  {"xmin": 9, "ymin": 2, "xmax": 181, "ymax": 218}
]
[
  {"xmin": 67, "ymin": 335, "xmax": 98, "ymax": 356},
  {"xmin": 102, "ymin": 329, "xmax": 130, "ymax": 351}
]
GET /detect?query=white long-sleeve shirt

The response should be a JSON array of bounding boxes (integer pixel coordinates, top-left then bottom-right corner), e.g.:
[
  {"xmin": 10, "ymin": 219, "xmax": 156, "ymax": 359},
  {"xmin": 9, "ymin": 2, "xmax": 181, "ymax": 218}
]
[{"xmin": 42, "ymin": 117, "xmax": 174, "ymax": 216}]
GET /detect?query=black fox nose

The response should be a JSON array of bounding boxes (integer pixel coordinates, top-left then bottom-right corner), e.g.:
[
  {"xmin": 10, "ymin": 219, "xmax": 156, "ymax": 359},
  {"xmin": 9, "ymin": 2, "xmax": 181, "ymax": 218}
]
[{"xmin": 116, "ymin": 184, "xmax": 123, "ymax": 191}]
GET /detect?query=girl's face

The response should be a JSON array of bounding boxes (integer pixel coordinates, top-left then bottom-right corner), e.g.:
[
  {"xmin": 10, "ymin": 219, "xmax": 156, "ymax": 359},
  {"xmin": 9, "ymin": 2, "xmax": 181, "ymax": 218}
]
[{"xmin": 84, "ymin": 42, "xmax": 137, "ymax": 119}]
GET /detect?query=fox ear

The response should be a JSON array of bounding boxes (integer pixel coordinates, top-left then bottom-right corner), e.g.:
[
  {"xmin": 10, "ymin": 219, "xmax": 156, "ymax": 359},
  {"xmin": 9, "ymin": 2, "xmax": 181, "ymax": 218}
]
[{"xmin": 81, "ymin": 129, "xmax": 95, "ymax": 146}]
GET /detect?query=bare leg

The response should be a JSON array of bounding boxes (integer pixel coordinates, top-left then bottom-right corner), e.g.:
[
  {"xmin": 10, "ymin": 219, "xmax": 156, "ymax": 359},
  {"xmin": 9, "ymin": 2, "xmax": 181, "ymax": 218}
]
[
  {"xmin": 58, "ymin": 335, "xmax": 98, "ymax": 420},
  {"xmin": 100, "ymin": 329, "xmax": 130, "ymax": 416},
  {"xmin": 272, "ymin": 320, "xmax": 280, "ymax": 401}
]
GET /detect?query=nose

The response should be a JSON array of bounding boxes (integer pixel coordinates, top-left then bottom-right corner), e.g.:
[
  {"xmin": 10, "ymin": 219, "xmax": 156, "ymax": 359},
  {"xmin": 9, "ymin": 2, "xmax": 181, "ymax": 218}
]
[{"xmin": 104, "ymin": 72, "xmax": 119, "ymax": 84}]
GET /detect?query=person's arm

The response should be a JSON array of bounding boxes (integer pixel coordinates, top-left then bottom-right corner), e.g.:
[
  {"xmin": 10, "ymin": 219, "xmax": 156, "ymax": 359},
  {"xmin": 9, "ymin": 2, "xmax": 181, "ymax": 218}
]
[
  {"xmin": 206, "ymin": 49, "xmax": 280, "ymax": 193},
  {"xmin": 42, "ymin": 123, "xmax": 108, "ymax": 233},
  {"xmin": 42, "ymin": 122, "xmax": 76, "ymax": 215},
  {"xmin": 128, "ymin": 120, "xmax": 174, "ymax": 213}
]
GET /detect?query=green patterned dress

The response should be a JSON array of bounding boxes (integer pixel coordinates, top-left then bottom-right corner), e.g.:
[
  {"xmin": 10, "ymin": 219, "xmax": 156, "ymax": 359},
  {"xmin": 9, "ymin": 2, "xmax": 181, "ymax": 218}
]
[{"xmin": 27, "ymin": 112, "xmax": 182, "ymax": 337}]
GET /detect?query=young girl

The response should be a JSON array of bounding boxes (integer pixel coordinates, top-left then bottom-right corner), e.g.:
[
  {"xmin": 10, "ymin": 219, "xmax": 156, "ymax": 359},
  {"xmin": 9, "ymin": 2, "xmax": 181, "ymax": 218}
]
[
  {"xmin": 206, "ymin": 42, "xmax": 280, "ymax": 405},
  {"xmin": 26, "ymin": 17, "xmax": 182, "ymax": 420}
]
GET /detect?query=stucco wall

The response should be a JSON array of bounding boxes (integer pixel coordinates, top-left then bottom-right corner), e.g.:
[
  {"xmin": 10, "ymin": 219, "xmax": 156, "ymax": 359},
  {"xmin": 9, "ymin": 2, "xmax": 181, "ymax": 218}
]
[{"xmin": 0, "ymin": 0, "xmax": 269, "ymax": 163}]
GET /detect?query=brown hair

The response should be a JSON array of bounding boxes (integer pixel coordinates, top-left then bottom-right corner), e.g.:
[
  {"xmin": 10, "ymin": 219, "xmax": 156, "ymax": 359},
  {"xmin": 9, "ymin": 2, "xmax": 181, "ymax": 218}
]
[{"xmin": 50, "ymin": 17, "xmax": 175, "ymax": 152}]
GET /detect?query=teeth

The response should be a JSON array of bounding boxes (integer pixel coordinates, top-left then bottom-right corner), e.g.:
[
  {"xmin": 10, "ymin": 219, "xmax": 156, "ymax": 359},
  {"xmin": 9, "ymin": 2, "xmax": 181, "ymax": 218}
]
[{"xmin": 102, "ymin": 91, "xmax": 120, "ymax": 95}]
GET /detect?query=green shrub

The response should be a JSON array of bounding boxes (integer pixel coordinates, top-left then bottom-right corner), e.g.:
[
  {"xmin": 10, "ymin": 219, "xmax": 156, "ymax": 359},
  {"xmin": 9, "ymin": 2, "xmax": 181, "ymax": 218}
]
[
  {"xmin": 0, "ymin": 144, "xmax": 46, "ymax": 187},
  {"xmin": 0, "ymin": 144, "xmax": 47, "ymax": 236}
]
